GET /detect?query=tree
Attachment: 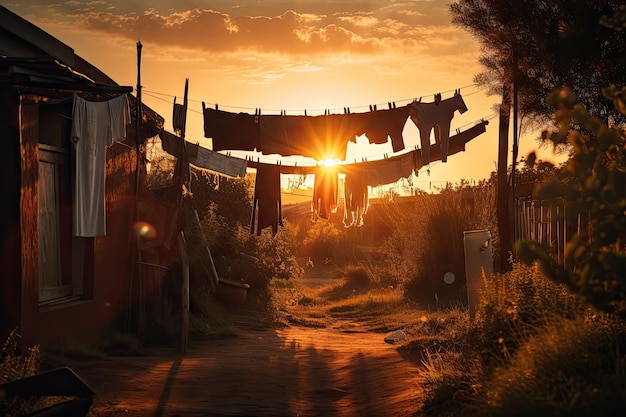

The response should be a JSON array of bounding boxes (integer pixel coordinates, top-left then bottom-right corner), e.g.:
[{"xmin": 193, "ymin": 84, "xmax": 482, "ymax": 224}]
[
  {"xmin": 450, "ymin": 0, "xmax": 519, "ymax": 271},
  {"xmin": 450, "ymin": 0, "xmax": 626, "ymax": 271},
  {"xmin": 452, "ymin": 0, "xmax": 626, "ymax": 129}
]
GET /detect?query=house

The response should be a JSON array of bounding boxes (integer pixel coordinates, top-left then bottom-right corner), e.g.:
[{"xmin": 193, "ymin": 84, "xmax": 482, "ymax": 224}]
[{"xmin": 0, "ymin": 5, "xmax": 166, "ymax": 348}]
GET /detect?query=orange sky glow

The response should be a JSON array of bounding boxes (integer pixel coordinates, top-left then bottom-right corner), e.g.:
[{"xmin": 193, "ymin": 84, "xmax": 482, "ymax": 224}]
[{"xmin": 6, "ymin": 1, "xmax": 566, "ymax": 192}]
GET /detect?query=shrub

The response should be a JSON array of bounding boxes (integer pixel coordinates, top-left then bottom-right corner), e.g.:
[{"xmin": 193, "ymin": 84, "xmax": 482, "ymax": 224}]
[
  {"xmin": 255, "ymin": 226, "xmax": 304, "ymax": 283},
  {"xmin": 301, "ymin": 220, "xmax": 342, "ymax": 263},
  {"xmin": 416, "ymin": 263, "xmax": 606, "ymax": 417},
  {"xmin": 519, "ymin": 87, "xmax": 626, "ymax": 318},
  {"xmin": 472, "ymin": 262, "xmax": 583, "ymax": 369},
  {"xmin": 484, "ymin": 314, "xmax": 626, "ymax": 417},
  {"xmin": 383, "ymin": 190, "xmax": 494, "ymax": 309},
  {"xmin": 339, "ymin": 264, "xmax": 371, "ymax": 288}
]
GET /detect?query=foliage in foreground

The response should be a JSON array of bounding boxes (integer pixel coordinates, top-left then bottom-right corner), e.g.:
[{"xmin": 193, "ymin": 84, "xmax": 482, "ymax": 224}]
[
  {"xmin": 412, "ymin": 263, "xmax": 626, "ymax": 417},
  {"xmin": 0, "ymin": 331, "xmax": 48, "ymax": 417},
  {"xmin": 518, "ymin": 87, "xmax": 626, "ymax": 318}
]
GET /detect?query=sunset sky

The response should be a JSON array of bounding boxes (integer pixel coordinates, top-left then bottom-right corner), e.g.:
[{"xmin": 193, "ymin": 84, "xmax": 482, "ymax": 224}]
[{"xmin": 6, "ymin": 0, "xmax": 565, "ymax": 191}]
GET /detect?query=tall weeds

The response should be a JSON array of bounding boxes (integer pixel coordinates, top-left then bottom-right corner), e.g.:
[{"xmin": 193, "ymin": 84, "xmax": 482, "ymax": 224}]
[
  {"xmin": 383, "ymin": 186, "xmax": 495, "ymax": 309},
  {"xmin": 417, "ymin": 263, "xmax": 626, "ymax": 417},
  {"xmin": 0, "ymin": 330, "xmax": 47, "ymax": 416}
]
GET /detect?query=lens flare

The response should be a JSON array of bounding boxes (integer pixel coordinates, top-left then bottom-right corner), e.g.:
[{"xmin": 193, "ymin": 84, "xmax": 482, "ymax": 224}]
[{"xmin": 133, "ymin": 221, "xmax": 157, "ymax": 239}]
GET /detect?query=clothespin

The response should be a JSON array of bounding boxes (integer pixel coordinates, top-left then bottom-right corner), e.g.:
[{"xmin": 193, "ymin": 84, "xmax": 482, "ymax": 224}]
[
  {"xmin": 305, "ymin": 109, "xmax": 307, "ymax": 116},
  {"xmin": 369, "ymin": 105, "xmax": 373, "ymax": 112},
  {"xmin": 456, "ymin": 128, "xmax": 460, "ymax": 134},
  {"xmin": 373, "ymin": 104, "xmax": 377, "ymax": 111},
  {"xmin": 347, "ymin": 107, "xmax": 350, "ymax": 114},
  {"xmin": 388, "ymin": 102, "xmax": 392, "ymax": 109},
  {"xmin": 215, "ymin": 104, "xmax": 219, "ymax": 110},
  {"xmin": 393, "ymin": 102, "xmax": 396, "ymax": 108}
]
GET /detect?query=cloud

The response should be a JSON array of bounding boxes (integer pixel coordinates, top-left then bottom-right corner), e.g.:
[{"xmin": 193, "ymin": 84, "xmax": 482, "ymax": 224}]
[
  {"xmin": 16, "ymin": 2, "xmax": 465, "ymax": 59},
  {"xmin": 9, "ymin": 1, "xmax": 480, "ymax": 89}
]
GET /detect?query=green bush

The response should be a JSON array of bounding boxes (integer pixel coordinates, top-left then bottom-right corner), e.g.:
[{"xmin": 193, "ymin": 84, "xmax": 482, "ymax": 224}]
[{"xmin": 519, "ymin": 87, "xmax": 626, "ymax": 318}]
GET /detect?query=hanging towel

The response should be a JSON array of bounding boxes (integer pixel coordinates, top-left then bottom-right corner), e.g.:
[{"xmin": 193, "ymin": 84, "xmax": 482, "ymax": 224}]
[
  {"xmin": 351, "ymin": 104, "xmax": 411, "ymax": 152},
  {"xmin": 259, "ymin": 112, "xmax": 351, "ymax": 160},
  {"xmin": 172, "ymin": 103, "xmax": 186, "ymax": 134},
  {"xmin": 363, "ymin": 150, "xmax": 416, "ymax": 187},
  {"xmin": 203, "ymin": 106, "xmax": 260, "ymax": 152},
  {"xmin": 71, "ymin": 93, "xmax": 130, "ymax": 237},
  {"xmin": 250, "ymin": 164, "xmax": 283, "ymax": 236},
  {"xmin": 312, "ymin": 165, "xmax": 338, "ymax": 220},
  {"xmin": 191, "ymin": 146, "xmax": 247, "ymax": 178},
  {"xmin": 342, "ymin": 165, "xmax": 369, "ymax": 227}
]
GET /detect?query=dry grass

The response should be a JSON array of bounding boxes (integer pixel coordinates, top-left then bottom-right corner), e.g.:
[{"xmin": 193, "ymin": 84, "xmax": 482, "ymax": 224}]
[{"xmin": 269, "ymin": 264, "xmax": 450, "ymax": 337}]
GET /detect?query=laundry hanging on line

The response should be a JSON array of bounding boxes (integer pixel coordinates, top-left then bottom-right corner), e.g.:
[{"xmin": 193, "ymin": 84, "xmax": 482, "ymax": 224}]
[
  {"xmin": 312, "ymin": 164, "xmax": 339, "ymax": 221},
  {"xmin": 245, "ymin": 120, "xmax": 488, "ymax": 232},
  {"xmin": 71, "ymin": 93, "xmax": 130, "ymax": 237},
  {"xmin": 342, "ymin": 164, "xmax": 369, "ymax": 228},
  {"xmin": 203, "ymin": 102, "xmax": 422, "ymax": 160},
  {"xmin": 244, "ymin": 119, "xmax": 488, "ymax": 178},
  {"xmin": 250, "ymin": 163, "xmax": 283, "ymax": 236},
  {"xmin": 410, "ymin": 90, "xmax": 468, "ymax": 165},
  {"xmin": 159, "ymin": 129, "xmax": 247, "ymax": 178},
  {"xmin": 214, "ymin": 119, "xmax": 488, "ymax": 235}
]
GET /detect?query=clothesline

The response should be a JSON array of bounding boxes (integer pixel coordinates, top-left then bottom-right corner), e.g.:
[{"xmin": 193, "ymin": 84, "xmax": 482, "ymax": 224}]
[
  {"xmin": 150, "ymin": 110, "xmax": 498, "ymax": 168},
  {"xmin": 208, "ymin": 111, "xmax": 498, "ymax": 167},
  {"xmin": 142, "ymin": 83, "xmax": 485, "ymax": 117},
  {"xmin": 142, "ymin": 89, "xmax": 494, "ymax": 138},
  {"xmin": 159, "ymin": 119, "xmax": 488, "ymax": 181}
]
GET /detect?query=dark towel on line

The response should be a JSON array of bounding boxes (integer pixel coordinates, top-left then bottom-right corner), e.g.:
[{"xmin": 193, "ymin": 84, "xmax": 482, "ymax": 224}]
[
  {"xmin": 312, "ymin": 165, "xmax": 338, "ymax": 220},
  {"xmin": 203, "ymin": 106, "xmax": 261, "ymax": 152},
  {"xmin": 250, "ymin": 163, "xmax": 283, "ymax": 236}
]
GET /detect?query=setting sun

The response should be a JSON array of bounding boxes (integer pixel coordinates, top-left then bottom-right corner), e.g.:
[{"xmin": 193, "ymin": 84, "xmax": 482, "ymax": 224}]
[{"xmin": 321, "ymin": 158, "xmax": 339, "ymax": 167}]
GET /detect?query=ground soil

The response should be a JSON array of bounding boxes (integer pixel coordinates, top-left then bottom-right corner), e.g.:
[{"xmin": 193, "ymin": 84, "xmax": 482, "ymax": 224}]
[{"xmin": 59, "ymin": 274, "xmax": 427, "ymax": 417}]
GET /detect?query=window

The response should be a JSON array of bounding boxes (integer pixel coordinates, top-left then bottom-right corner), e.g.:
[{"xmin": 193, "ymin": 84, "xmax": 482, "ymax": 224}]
[{"xmin": 38, "ymin": 101, "xmax": 91, "ymax": 305}]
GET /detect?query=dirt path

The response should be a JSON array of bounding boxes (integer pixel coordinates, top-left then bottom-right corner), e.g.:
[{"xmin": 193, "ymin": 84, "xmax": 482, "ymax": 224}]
[
  {"xmin": 58, "ymin": 267, "xmax": 427, "ymax": 417},
  {"xmin": 64, "ymin": 321, "xmax": 426, "ymax": 417}
]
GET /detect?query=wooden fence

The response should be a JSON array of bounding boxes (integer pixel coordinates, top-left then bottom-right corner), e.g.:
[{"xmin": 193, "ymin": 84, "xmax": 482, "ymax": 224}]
[{"xmin": 514, "ymin": 199, "xmax": 587, "ymax": 267}]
